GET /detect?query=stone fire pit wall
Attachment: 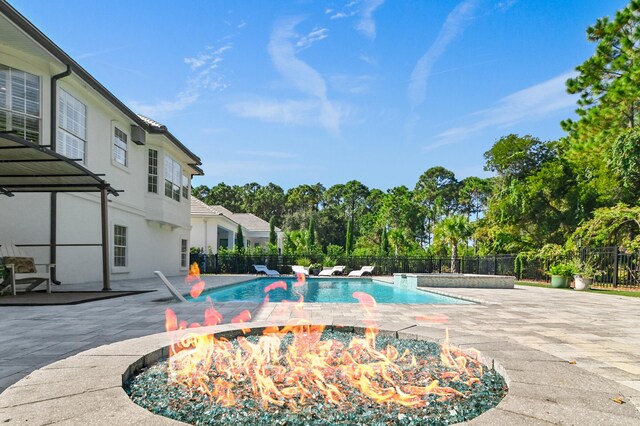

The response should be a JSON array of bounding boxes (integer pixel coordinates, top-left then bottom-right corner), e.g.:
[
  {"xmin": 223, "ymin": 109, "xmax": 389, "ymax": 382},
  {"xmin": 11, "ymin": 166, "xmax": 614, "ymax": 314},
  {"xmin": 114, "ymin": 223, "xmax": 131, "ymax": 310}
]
[
  {"xmin": 1, "ymin": 321, "xmax": 639, "ymax": 425},
  {"xmin": 394, "ymin": 273, "xmax": 515, "ymax": 289}
]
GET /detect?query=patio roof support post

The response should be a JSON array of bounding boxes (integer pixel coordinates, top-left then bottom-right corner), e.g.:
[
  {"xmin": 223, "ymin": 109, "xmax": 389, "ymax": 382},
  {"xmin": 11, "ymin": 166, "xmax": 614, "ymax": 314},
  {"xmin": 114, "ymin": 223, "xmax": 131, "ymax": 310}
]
[
  {"xmin": 49, "ymin": 192, "xmax": 61, "ymax": 284},
  {"xmin": 100, "ymin": 186, "xmax": 111, "ymax": 291}
]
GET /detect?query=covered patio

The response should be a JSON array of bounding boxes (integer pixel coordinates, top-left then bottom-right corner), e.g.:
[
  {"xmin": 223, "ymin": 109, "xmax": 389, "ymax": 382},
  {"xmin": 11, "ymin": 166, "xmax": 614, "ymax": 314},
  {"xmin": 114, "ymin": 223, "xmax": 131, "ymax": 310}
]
[{"xmin": 0, "ymin": 131, "xmax": 120, "ymax": 291}]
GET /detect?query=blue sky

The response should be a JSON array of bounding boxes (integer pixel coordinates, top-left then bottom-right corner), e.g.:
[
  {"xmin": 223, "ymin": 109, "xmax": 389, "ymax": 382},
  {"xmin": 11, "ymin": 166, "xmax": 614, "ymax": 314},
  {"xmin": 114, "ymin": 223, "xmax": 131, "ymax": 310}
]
[{"xmin": 10, "ymin": 0, "xmax": 629, "ymax": 190}]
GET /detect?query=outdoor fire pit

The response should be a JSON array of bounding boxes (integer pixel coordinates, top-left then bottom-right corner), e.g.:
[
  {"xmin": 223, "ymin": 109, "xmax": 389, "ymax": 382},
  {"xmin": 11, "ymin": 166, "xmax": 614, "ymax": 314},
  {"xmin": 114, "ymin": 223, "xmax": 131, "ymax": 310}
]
[
  {"xmin": 2, "ymin": 321, "xmax": 640, "ymax": 425},
  {"xmin": 125, "ymin": 321, "xmax": 507, "ymax": 425}
]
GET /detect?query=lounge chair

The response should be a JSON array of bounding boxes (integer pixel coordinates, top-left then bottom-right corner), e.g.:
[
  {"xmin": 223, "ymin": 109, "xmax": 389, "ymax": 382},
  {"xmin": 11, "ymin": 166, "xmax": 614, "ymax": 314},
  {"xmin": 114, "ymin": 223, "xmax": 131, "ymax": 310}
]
[
  {"xmin": 0, "ymin": 243, "xmax": 53, "ymax": 296},
  {"xmin": 154, "ymin": 271, "xmax": 187, "ymax": 302},
  {"xmin": 253, "ymin": 264, "xmax": 280, "ymax": 277},
  {"xmin": 318, "ymin": 265, "xmax": 345, "ymax": 276},
  {"xmin": 291, "ymin": 265, "xmax": 309, "ymax": 276},
  {"xmin": 347, "ymin": 266, "xmax": 375, "ymax": 277}
]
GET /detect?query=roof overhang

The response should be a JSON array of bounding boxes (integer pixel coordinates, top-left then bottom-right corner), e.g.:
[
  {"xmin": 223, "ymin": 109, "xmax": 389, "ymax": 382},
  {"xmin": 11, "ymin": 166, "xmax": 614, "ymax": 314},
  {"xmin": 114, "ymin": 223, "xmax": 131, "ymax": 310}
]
[
  {"xmin": 0, "ymin": 1, "xmax": 203, "ymax": 172},
  {"xmin": 0, "ymin": 132, "xmax": 120, "ymax": 196}
]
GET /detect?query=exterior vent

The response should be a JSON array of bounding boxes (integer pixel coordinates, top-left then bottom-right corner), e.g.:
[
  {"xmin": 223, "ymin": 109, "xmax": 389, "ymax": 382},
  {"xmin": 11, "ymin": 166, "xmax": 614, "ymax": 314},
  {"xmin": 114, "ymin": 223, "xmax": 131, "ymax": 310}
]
[{"xmin": 130, "ymin": 125, "xmax": 146, "ymax": 145}]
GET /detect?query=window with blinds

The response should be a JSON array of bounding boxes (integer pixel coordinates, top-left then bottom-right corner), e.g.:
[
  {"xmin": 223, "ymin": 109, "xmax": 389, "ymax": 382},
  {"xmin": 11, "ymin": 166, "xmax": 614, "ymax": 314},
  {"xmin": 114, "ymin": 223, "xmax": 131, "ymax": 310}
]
[{"xmin": 0, "ymin": 65, "xmax": 41, "ymax": 143}]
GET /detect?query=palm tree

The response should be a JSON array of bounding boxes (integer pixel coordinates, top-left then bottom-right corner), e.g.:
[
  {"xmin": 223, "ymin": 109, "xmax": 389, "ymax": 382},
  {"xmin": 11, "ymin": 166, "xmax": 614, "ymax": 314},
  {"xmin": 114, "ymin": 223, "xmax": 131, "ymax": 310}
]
[{"xmin": 434, "ymin": 215, "xmax": 473, "ymax": 273}]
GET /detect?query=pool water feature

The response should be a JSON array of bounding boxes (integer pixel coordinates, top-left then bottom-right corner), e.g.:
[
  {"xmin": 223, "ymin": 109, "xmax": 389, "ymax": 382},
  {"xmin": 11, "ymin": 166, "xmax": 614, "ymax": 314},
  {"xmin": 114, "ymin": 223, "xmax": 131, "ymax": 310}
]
[{"xmin": 194, "ymin": 277, "xmax": 471, "ymax": 304}]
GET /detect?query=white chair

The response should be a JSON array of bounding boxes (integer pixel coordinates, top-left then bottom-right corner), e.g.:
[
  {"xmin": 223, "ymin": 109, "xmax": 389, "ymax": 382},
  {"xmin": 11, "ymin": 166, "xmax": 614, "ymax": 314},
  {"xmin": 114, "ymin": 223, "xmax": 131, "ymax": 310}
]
[
  {"xmin": 318, "ymin": 265, "xmax": 345, "ymax": 276},
  {"xmin": 291, "ymin": 265, "xmax": 309, "ymax": 276},
  {"xmin": 253, "ymin": 264, "xmax": 280, "ymax": 277},
  {"xmin": 347, "ymin": 266, "xmax": 375, "ymax": 277},
  {"xmin": 0, "ymin": 243, "xmax": 53, "ymax": 296}
]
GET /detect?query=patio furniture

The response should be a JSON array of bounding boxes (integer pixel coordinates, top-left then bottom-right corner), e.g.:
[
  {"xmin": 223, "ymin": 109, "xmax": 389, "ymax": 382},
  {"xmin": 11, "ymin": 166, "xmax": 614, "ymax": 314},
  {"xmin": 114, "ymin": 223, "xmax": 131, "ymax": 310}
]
[
  {"xmin": 347, "ymin": 266, "xmax": 375, "ymax": 277},
  {"xmin": 253, "ymin": 264, "xmax": 280, "ymax": 277},
  {"xmin": 318, "ymin": 265, "xmax": 346, "ymax": 276},
  {"xmin": 0, "ymin": 243, "xmax": 53, "ymax": 296},
  {"xmin": 154, "ymin": 271, "xmax": 187, "ymax": 302},
  {"xmin": 291, "ymin": 265, "xmax": 309, "ymax": 276}
]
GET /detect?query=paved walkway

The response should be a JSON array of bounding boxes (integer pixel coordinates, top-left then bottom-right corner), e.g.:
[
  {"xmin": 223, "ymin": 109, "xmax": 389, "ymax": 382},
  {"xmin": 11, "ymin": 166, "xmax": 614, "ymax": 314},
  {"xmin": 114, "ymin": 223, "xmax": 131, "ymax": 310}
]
[{"xmin": 1, "ymin": 275, "xmax": 639, "ymax": 418}]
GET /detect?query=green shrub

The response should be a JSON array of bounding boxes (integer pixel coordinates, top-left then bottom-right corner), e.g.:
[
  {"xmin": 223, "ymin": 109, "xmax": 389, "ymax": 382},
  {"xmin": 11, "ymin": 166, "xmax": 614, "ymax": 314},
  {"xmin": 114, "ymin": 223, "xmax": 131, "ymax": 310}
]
[
  {"xmin": 323, "ymin": 257, "xmax": 337, "ymax": 267},
  {"xmin": 548, "ymin": 263, "xmax": 575, "ymax": 277},
  {"xmin": 296, "ymin": 257, "xmax": 311, "ymax": 267}
]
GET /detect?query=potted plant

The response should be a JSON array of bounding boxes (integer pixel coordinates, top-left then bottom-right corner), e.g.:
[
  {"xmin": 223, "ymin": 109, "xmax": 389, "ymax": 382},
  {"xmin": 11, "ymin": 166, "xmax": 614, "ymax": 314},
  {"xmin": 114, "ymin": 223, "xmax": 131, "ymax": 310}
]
[
  {"xmin": 571, "ymin": 258, "xmax": 597, "ymax": 291},
  {"xmin": 547, "ymin": 263, "xmax": 575, "ymax": 288},
  {"xmin": 310, "ymin": 263, "xmax": 322, "ymax": 276}
]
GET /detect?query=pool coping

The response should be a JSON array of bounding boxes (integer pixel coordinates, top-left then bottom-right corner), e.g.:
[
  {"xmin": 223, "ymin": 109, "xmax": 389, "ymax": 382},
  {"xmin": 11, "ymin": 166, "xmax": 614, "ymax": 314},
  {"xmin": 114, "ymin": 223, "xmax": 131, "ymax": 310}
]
[{"xmin": 1, "ymin": 321, "xmax": 639, "ymax": 425}]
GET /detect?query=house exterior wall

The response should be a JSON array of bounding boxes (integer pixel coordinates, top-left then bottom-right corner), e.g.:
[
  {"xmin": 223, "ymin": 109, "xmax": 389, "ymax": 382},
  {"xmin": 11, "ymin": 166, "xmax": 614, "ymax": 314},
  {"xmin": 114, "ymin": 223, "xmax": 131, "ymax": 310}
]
[
  {"xmin": 0, "ymin": 30, "xmax": 197, "ymax": 283},
  {"xmin": 190, "ymin": 216, "xmax": 284, "ymax": 254},
  {"xmin": 190, "ymin": 216, "xmax": 238, "ymax": 254}
]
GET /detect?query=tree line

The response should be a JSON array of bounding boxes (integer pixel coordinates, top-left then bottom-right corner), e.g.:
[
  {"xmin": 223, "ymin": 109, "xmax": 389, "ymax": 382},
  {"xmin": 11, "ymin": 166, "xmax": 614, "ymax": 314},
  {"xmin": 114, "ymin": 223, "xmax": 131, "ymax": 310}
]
[
  {"xmin": 194, "ymin": 0, "xmax": 640, "ymax": 259},
  {"xmin": 193, "ymin": 170, "xmax": 491, "ymax": 258}
]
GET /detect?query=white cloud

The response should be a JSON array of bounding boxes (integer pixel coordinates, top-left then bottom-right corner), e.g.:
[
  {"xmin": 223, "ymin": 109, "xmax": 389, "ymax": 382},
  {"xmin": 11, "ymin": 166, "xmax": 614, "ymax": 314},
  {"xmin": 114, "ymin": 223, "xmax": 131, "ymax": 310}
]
[
  {"xmin": 296, "ymin": 27, "xmax": 329, "ymax": 51},
  {"xmin": 330, "ymin": 11, "xmax": 354, "ymax": 20},
  {"xmin": 356, "ymin": 0, "xmax": 384, "ymax": 39},
  {"xmin": 496, "ymin": 0, "xmax": 518, "ymax": 12},
  {"xmin": 328, "ymin": 0, "xmax": 384, "ymax": 39},
  {"xmin": 129, "ymin": 44, "xmax": 232, "ymax": 119},
  {"xmin": 359, "ymin": 54, "xmax": 378, "ymax": 66},
  {"xmin": 330, "ymin": 74, "xmax": 377, "ymax": 95},
  {"xmin": 227, "ymin": 98, "xmax": 342, "ymax": 130},
  {"xmin": 184, "ymin": 45, "xmax": 231, "ymax": 70},
  {"xmin": 131, "ymin": 90, "xmax": 199, "ymax": 119},
  {"xmin": 226, "ymin": 17, "xmax": 341, "ymax": 135},
  {"xmin": 237, "ymin": 20, "xmax": 247, "ymax": 29},
  {"xmin": 408, "ymin": 0, "xmax": 479, "ymax": 108},
  {"xmin": 424, "ymin": 71, "xmax": 577, "ymax": 151}
]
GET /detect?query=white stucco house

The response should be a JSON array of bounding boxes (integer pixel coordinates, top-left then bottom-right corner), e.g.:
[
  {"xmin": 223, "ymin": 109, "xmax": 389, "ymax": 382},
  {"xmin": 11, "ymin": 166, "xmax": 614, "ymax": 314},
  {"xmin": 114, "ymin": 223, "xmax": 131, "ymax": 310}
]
[
  {"xmin": 190, "ymin": 198, "xmax": 283, "ymax": 254},
  {"xmin": 0, "ymin": 2, "xmax": 203, "ymax": 285}
]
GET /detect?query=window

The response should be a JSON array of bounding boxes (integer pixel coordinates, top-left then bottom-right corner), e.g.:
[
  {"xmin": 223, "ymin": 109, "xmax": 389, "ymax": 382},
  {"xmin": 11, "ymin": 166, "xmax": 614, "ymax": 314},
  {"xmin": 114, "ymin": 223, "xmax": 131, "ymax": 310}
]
[
  {"xmin": 57, "ymin": 89, "xmax": 87, "ymax": 162},
  {"xmin": 182, "ymin": 174, "xmax": 189, "ymax": 199},
  {"xmin": 148, "ymin": 149, "xmax": 158, "ymax": 193},
  {"xmin": 113, "ymin": 127, "xmax": 127, "ymax": 166},
  {"xmin": 113, "ymin": 225, "xmax": 127, "ymax": 267},
  {"xmin": 0, "ymin": 65, "xmax": 41, "ymax": 143},
  {"xmin": 164, "ymin": 155, "xmax": 181, "ymax": 201},
  {"xmin": 181, "ymin": 239, "xmax": 188, "ymax": 268}
]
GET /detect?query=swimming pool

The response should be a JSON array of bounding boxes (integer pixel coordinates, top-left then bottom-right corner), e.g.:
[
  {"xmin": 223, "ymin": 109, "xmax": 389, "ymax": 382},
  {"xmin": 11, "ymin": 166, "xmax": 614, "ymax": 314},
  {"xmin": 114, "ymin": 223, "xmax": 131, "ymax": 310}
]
[{"xmin": 194, "ymin": 277, "xmax": 470, "ymax": 304}]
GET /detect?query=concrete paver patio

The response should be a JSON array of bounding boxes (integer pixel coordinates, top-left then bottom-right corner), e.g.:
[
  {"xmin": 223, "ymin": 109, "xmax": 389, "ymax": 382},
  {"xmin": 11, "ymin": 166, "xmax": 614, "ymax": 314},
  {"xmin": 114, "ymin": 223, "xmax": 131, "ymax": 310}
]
[{"xmin": 1, "ymin": 274, "xmax": 639, "ymax": 422}]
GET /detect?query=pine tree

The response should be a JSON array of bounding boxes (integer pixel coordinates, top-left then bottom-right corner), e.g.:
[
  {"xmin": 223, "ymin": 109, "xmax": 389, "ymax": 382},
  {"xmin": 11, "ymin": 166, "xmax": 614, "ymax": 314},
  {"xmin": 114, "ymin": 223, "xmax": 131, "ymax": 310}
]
[
  {"xmin": 307, "ymin": 217, "xmax": 315, "ymax": 251},
  {"xmin": 235, "ymin": 224, "xmax": 244, "ymax": 252},
  {"xmin": 269, "ymin": 216, "xmax": 277, "ymax": 246},
  {"xmin": 380, "ymin": 227, "xmax": 389, "ymax": 256},
  {"xmin": 345, "ymin": 218, "xmax": 354, "ymax": 255}
]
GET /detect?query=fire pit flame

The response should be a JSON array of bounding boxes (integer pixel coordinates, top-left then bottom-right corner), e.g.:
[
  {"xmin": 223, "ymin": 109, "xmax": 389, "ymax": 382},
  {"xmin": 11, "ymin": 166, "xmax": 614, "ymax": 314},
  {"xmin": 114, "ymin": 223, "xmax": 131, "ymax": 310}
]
[{"xmin": 163, "ymin": 275, "xmax": 487, "ymax": 411}]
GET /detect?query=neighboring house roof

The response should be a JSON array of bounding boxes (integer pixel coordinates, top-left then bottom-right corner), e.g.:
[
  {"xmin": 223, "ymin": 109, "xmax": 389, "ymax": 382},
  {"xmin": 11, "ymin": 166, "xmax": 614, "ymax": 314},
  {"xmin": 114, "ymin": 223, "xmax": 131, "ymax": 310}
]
[
  {"xmin": 191, "ymin": 198, "xmax": 281, "ymax": 232},
  {"xmin": 209, "ymin": 205, "xmax": 235, "ymax": 217},
  {"xmin": 0, "ymin": 1, "xmax": 202, "ymax": 171},
  {"xmin": 191, "ymin": 197, "xmax": 223, "ymax": 217},
  {"xmin": 231, "ymin": 213, "xmax": 273, "ymax": 232}
]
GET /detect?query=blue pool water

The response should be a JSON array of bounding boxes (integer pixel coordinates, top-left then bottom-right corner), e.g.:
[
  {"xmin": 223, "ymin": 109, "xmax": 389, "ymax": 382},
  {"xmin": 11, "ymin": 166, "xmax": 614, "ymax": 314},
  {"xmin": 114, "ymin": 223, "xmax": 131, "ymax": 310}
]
[{"xmin": 194, "ymin": 278, "xmax": 470, "ymax": 304}]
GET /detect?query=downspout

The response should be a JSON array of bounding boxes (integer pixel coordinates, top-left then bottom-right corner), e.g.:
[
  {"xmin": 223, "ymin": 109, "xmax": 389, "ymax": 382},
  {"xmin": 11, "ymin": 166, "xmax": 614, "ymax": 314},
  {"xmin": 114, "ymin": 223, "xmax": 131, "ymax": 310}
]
[{"xmin": 49, "ymin": 65, "xmax": 72, "ymax": 285}]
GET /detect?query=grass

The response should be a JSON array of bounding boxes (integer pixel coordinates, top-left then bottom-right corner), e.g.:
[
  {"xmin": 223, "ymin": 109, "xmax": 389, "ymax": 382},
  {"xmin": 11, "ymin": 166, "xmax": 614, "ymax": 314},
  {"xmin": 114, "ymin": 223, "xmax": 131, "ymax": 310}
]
[{"xmin": 516, "ymin": 281, "xmax": 640, "ymax": 298}]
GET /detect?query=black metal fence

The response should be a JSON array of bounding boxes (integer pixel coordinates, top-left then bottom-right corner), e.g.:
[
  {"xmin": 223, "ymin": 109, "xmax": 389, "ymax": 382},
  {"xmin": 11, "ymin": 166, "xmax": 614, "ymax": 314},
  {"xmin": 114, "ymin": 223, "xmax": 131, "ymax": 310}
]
[
  {"xmin": 190, "ymin": 253, "xmax": 516, "ymax": 276},
  {"xmin": 582, "ymin": 246, "xmax": 640, "ymax": 288},
  {"xmin": 190, "ymin": 246, "xmax": 640, "ymax": 288}
]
